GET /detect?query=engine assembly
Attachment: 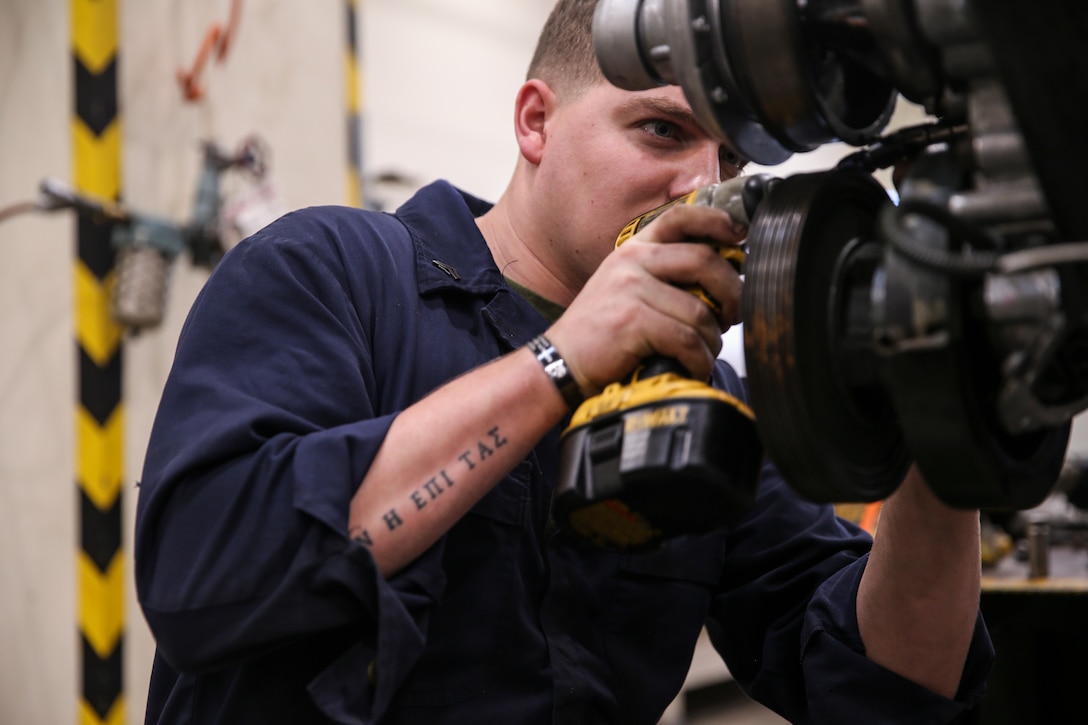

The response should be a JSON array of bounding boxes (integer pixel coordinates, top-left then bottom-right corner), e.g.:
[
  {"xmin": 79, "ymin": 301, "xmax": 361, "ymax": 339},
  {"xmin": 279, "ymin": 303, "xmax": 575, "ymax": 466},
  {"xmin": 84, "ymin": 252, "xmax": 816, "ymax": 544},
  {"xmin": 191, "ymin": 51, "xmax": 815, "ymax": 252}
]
[{"xmin": 593, "ymin": 0, "xmax": 1088, "ymax": 509}]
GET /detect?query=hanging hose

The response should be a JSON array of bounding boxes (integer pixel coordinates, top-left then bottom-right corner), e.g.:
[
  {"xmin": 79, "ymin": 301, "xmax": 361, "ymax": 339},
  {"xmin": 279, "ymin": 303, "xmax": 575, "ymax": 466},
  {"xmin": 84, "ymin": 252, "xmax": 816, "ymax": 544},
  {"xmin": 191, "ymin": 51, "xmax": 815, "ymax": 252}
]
[
  {"xmin": 0, "ymin": 200, "xmax": 41, "ymax": 225},
  {"xmin": 178, "ymin": 0, "xmax": 244, "ymax": 102}
]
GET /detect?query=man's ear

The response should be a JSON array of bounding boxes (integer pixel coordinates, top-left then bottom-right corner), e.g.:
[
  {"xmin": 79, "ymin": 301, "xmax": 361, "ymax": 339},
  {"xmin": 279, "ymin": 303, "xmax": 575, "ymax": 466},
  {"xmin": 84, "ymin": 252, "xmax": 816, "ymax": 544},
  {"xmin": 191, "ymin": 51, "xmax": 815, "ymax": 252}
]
[{"xmin": 514, "ymin": 79, "xmax": 555, "ymax": 165}]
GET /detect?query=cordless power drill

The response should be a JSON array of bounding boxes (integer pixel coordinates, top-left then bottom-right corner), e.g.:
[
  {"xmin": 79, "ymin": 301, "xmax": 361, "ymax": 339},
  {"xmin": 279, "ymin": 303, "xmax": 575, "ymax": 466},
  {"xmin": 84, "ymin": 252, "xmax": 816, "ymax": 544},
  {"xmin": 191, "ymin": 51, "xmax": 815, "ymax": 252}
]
[{"xmin": 554, "ymin": 174, "xmax": 776, "ymax": 551}]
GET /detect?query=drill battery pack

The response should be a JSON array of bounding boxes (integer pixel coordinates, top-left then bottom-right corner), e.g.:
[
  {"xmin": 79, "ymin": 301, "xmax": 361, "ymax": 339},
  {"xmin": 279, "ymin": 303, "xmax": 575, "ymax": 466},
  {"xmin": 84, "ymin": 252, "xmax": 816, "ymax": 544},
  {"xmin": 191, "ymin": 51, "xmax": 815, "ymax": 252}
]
[{"xmin": 555, "ymin": 370, "xmax": 763, "ymax": 551}]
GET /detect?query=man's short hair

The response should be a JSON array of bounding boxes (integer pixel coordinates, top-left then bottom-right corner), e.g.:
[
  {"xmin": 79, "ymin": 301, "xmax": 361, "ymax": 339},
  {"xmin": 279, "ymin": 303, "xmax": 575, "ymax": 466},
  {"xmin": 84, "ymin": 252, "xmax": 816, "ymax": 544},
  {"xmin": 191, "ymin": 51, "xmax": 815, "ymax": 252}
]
[{"xmin": 527, "ymin": 0, "xmax": 603, "ymax": 97}]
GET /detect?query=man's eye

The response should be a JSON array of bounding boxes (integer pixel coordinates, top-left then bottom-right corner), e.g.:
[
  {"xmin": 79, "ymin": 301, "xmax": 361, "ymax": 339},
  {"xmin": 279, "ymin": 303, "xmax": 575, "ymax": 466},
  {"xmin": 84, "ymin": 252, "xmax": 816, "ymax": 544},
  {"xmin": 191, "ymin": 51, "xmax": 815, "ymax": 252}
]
[
  {"xmin": 721, "ymin": 148, "xmax": 745, "ymax": 168},
  {"xmin": 646, "ymin": 120, "xmax": 678, "ymax": 139},
  {"xmin": 719, "ymin": 147, "xmax": 750, "ymax": 180}
]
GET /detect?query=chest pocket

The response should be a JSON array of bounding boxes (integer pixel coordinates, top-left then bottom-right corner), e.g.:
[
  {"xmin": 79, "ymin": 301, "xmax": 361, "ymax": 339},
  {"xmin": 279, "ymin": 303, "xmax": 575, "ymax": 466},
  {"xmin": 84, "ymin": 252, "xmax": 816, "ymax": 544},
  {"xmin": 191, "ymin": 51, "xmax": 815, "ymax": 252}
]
[
  {"xmin": 605, "ymin": 533, "xmax": 729, "ymax": 720},
  {"xmin": 462, "ymin": 460, "xmax": 530, "ymax": 526},
  {"xmin": 396, "ymin": 461, "xmax": 535, "ymax": 708}
]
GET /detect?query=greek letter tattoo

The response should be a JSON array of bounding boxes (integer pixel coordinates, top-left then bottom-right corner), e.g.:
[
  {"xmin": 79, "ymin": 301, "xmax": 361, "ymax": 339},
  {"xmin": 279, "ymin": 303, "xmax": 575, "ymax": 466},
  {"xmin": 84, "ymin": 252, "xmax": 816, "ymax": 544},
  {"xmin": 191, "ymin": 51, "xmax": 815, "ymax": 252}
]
[
  {"xmin": 488, "ymin": 426, "xmax": 509, "ymax": 448},
  {"xmin": 457, "ymin": 426, "xmax": 509, "ymax": 471},
  {"xmin": 382, "ymin": 508, "xmax": 404, "ymax": 530},
  {"xmin": 371, "ymin": 426, "xmax": 511, "ymax": 540}
]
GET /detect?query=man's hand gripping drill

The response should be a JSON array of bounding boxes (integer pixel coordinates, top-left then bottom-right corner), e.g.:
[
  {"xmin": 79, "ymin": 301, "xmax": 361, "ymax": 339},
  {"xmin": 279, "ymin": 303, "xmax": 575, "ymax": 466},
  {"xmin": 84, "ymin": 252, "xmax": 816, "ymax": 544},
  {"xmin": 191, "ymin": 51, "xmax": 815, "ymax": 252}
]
[{"xmin": 550, "ymin": 175, "xmax": 777, "ymax": 551}]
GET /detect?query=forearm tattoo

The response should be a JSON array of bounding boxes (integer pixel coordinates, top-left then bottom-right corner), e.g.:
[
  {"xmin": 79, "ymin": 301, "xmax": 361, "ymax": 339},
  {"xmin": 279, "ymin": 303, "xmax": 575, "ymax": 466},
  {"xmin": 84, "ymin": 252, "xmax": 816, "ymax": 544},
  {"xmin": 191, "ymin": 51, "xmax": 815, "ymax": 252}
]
[{"xmin": 352, "ymin": 426, "xmax": 509, "ymax": 546}]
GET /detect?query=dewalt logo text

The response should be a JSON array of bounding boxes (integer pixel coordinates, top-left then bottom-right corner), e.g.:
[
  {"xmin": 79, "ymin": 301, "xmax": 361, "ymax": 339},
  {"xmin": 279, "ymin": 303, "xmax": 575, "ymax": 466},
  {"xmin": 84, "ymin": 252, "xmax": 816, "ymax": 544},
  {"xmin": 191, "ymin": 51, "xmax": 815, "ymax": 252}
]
[{"xmin": 624, "ymin": 405, "xmax": 691, "ymax": 432}]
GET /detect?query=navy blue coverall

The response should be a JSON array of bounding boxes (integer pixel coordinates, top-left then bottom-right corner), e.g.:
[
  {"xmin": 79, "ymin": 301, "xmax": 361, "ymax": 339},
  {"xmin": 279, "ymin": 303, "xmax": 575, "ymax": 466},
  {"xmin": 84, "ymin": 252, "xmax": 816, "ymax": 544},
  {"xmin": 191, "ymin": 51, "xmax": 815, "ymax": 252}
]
[{"xmin": 135, "ymin": 180, "xmax": 992, "ymax": 724}]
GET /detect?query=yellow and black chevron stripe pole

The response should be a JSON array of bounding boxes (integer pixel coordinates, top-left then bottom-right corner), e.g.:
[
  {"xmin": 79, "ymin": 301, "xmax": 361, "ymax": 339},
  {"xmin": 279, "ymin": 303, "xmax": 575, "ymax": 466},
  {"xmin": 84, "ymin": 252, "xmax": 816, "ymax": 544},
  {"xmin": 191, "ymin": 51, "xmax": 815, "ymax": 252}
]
[
  {"xmin": 345, "ymin": 0, "xmax": 365, "ymax": 207},
  {"xmin": 73, "ymin": 1, "xmax": 125, "ymax": 724}
]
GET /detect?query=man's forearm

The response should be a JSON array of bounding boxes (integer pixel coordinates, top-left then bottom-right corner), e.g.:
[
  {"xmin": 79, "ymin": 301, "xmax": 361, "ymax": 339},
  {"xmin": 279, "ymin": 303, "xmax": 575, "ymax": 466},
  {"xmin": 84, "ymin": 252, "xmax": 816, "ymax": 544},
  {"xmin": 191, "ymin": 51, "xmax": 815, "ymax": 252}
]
[
  {"xmin": 348, "ymin": 346, "xmax": 569, "ymax": 577},
  {"xmin": 856, "ymin": 466, "xmax": 981, "ymax": 698}
]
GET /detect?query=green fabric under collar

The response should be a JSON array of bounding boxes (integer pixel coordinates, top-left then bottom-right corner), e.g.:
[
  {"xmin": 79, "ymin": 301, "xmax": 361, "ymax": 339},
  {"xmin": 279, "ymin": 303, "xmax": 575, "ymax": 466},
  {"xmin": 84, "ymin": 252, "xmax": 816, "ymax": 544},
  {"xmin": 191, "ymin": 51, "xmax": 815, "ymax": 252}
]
[{"xmin": 505, "ymin": 276, "xmax": 565, "ymax": 324}]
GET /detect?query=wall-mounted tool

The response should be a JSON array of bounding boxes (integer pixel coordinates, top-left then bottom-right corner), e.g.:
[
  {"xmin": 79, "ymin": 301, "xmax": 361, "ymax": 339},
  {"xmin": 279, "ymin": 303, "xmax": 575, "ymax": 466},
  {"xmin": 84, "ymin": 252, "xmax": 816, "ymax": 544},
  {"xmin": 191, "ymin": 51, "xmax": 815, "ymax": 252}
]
[{"xmin": 1, "ymin": 135, "xmax": 275, "ymax": 332}]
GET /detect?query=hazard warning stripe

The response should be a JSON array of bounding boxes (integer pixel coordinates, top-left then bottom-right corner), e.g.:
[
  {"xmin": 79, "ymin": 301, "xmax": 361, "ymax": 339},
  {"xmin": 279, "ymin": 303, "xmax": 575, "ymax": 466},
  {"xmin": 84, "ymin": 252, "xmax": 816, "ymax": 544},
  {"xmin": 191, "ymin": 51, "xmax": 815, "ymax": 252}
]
[
  {"xmin": 345, "ymin": 0, "xmax": 365, "ymax": 206},
  {"xmin": 73, "ymin": 0, "xmax": 125, "ymax": 723}
]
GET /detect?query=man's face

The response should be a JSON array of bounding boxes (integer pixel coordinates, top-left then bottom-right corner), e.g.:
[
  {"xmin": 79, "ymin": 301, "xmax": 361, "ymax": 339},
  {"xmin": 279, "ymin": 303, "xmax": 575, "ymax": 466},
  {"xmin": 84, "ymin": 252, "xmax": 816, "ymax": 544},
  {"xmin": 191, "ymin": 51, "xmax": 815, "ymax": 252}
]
[{"xmin": 535, "ymin": 81, "xmax": 747, "ymax": 288}]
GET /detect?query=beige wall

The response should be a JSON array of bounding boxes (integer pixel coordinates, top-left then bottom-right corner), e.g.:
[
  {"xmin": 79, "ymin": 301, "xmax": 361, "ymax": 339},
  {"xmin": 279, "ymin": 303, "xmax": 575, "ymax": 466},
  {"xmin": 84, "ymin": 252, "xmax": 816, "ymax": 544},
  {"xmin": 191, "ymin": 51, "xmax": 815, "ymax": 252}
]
[
  {"xmin": 2, "ymin": 3, "xmax": 79, "ymax": 722},
  {"xmin": 0, "ymin": 2, "xmax": 550, "ymax": 723},
  {"xmin": 1, "ymin": 2, "xmax": 1085, "ymax": 724}
]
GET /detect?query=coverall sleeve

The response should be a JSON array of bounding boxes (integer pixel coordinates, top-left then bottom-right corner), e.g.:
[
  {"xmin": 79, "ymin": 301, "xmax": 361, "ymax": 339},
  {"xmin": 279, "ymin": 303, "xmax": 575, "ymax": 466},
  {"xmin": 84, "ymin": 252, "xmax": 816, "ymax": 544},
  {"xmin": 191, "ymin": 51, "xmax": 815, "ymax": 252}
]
[
  {"xmin": 134, "ymin": 211, "xmax": 443, "ymax": 719},
  {"xmin": 705, "ymin": 364, "xmax": 993, "ymax": 724}
]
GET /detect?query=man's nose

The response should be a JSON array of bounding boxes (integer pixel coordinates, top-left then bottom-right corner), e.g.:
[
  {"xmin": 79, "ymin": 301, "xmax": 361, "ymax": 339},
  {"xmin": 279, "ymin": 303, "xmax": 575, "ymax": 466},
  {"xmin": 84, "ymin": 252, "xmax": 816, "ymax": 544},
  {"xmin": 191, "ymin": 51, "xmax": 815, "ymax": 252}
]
[{"xmin": 668, "ymin": 144, "xmax": 721, "ymax": 198}]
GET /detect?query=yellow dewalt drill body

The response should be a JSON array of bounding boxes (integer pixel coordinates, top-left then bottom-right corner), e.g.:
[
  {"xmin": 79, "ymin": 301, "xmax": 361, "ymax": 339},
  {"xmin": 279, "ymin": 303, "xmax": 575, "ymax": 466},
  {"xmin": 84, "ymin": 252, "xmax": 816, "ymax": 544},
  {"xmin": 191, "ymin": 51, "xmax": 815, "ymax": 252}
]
[{"xmin": 554, "ymin": 176, "xmax": 775, "ymax": 551}]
